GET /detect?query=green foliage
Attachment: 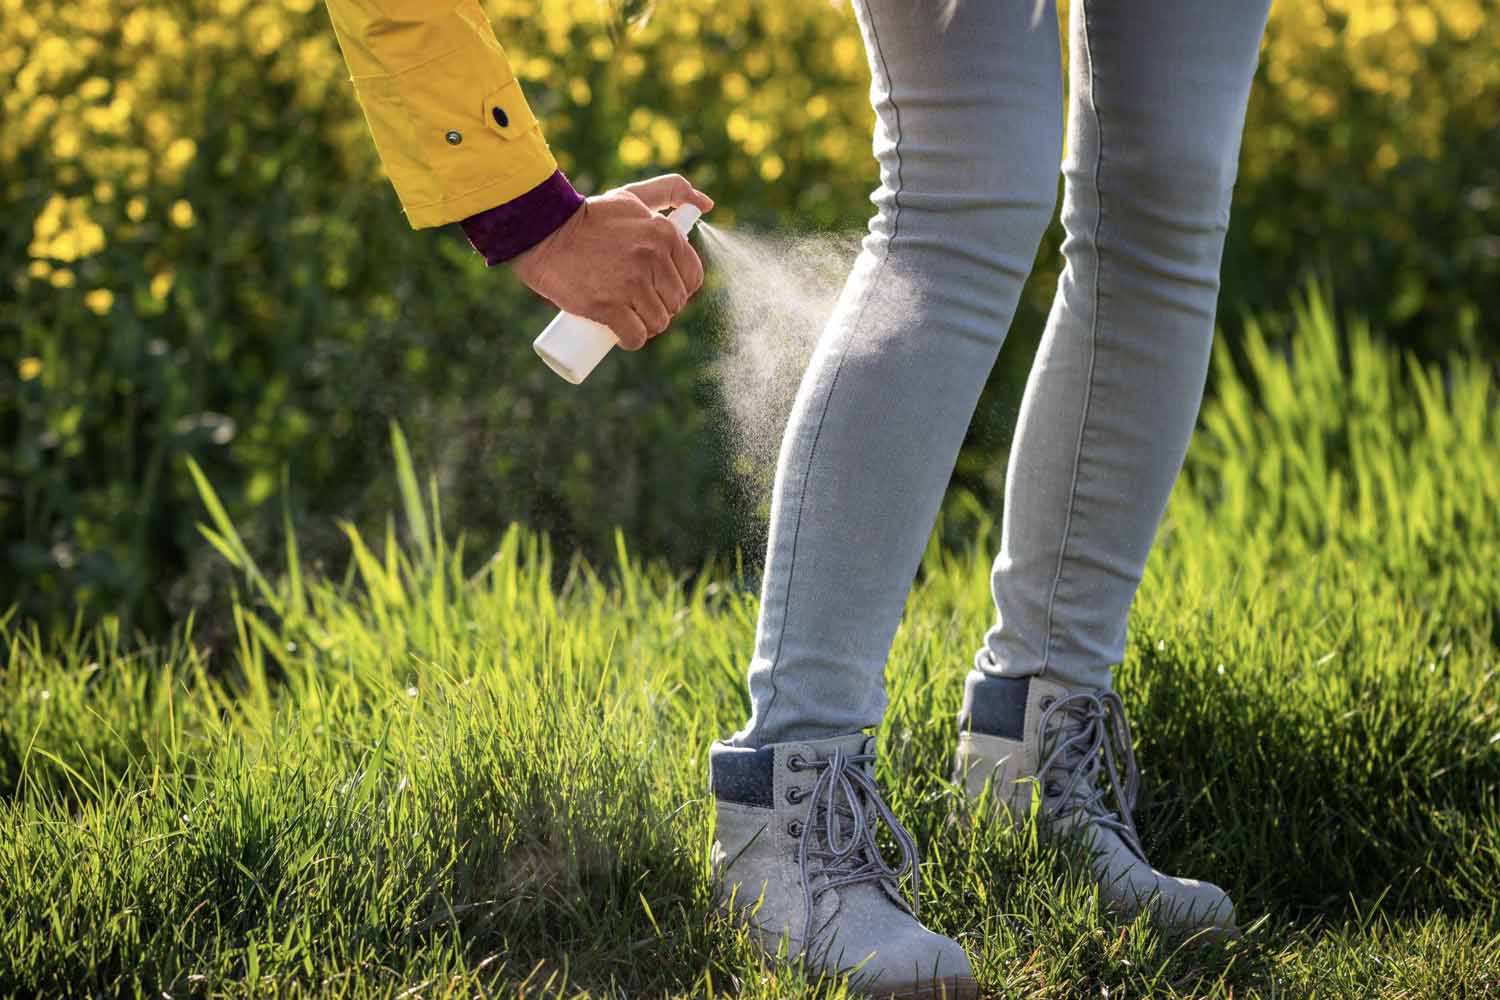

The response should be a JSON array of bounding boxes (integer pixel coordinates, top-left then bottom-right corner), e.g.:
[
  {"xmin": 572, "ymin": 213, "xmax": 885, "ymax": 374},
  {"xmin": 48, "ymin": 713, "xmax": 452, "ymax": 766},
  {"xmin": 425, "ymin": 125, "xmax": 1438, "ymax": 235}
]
[
  {"xmin": 1232, "ymin": 0, "xmax": 1500, "ymax": 351},
  {"xmin": 2, "ymin": 300, "xmax": 1499, "ymax": 996}
]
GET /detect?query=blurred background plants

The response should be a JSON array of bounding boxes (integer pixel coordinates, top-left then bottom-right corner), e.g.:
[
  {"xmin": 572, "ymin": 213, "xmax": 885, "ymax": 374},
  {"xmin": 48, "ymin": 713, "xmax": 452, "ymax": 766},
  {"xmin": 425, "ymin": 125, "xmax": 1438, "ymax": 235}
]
[{"xmin": 3, "ymin": 0, "xmax": 1498, "ymax": 632}]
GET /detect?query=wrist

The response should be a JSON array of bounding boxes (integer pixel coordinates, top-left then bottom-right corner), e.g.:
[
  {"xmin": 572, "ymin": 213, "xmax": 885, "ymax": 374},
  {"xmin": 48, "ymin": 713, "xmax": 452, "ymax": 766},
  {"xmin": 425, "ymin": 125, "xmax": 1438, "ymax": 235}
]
[{"xmin": 459, "ymin": 170, "xmax": 585, "ymax": 266}]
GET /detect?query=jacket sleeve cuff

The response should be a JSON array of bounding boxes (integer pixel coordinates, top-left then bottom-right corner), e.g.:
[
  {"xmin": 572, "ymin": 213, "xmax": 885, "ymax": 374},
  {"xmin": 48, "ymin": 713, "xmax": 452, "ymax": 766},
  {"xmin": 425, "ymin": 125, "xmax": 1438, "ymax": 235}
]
[{"xmin": 459, "ymin": 170, "xmax": 585, "ymax": 266}]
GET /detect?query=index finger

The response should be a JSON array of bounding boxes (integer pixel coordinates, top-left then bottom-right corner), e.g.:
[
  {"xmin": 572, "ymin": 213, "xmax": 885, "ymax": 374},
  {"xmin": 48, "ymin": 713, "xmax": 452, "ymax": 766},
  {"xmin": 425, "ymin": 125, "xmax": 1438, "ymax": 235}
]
[{"xmin": 620, "ymin": 173, "xmax": 715, "ymax": 214}]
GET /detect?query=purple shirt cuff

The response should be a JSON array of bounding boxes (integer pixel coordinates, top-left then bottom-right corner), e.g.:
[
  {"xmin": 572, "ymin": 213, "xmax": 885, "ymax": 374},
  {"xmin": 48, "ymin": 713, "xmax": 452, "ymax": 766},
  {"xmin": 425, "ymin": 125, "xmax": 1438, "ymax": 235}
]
[{"xmin": 459, "ymin": 170, "xmax": 585, "ymax": 266}]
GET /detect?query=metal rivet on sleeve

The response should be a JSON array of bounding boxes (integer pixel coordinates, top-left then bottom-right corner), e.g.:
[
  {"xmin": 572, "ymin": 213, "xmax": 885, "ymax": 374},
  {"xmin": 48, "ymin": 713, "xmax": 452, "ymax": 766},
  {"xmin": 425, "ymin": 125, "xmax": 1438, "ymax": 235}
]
[{"xmin": 445, "ymin": 130, "xmax": 463, "ymax": 145}]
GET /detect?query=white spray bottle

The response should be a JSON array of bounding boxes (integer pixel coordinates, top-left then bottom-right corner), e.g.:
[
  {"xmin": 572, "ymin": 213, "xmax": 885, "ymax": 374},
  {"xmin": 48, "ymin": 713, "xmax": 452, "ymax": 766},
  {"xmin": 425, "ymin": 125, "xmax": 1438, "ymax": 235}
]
[{"xmin": 532, "ymin": 204, "xmax": 703, "ymax": 384}]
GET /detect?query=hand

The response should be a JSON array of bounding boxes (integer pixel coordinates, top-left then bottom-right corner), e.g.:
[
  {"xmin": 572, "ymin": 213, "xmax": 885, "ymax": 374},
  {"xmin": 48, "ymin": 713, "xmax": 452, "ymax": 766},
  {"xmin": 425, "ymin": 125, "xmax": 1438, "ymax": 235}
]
[{"xmin": 512, "ymin": 174, "xmax": 714, "ymax": 350}]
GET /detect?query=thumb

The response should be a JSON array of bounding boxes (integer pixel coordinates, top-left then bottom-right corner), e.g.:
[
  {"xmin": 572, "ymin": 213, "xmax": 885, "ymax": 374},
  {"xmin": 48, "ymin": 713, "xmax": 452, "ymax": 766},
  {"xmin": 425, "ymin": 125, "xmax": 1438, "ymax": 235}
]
[{"xmin": 620, "ymin": 173, "xmax": 715, "ymax": 214}]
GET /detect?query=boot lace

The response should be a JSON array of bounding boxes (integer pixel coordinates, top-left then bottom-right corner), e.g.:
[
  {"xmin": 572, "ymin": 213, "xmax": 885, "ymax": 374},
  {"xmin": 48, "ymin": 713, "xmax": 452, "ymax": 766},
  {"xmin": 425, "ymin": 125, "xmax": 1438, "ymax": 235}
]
[
  {"xmin": 792, "ymin": 745, "xmax": 921, "ymax": 948},
  {"xmin": 1035, "ymin": 690, "xmax": 1145, "ymax": 860}
]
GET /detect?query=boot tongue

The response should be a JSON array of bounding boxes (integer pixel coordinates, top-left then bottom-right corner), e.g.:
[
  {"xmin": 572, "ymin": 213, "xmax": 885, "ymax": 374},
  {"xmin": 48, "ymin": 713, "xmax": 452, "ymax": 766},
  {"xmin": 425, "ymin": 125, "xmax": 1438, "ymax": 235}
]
[
  {"xmin": 1047, "ymin": 711, "xmax": 1098, "ymax": 793},
  {"xmin": 792, "ymin": 731, "xmax": 922, "ymax": 936},
  {"xmin": 798, "ymin": 732, "xmax": 877, "ymax": 844}
]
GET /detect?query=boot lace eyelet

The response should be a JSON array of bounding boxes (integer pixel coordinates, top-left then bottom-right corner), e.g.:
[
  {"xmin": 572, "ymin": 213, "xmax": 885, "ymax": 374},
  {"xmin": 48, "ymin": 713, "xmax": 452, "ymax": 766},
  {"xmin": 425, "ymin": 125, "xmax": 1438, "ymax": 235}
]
[
  {"xmin": 786, "ymin": 820, "xmax": 803, "ymax": 837},
  {"xmin": 786, "ymin": 787, "xmax": 805, "ymax": 804},
  {"xmin": 1039, "ymin": 696, "xmax": 1056, "ymax": 710},
  {"xmin": 787, "ymin": 754, "xmax": 806, "ymax": 772}
]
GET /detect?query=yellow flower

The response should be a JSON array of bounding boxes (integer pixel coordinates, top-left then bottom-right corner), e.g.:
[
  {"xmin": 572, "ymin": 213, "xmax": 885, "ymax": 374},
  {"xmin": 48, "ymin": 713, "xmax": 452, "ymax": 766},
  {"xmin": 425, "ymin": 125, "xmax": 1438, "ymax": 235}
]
[
  {"xmin": 832, "ymin": 36, "xmax": 862, "ymax": 75},
  {"xmin": 743, "ymin": 50, "xmax": 771, "ymax": 78},
  {"xmin": 50, "ymin": 268, "xmax": 76, "ymax": 288},
  {"xmin": 671, "ymin": 57, "xmax": 704, "ymax": 86},
  {"xmin": 759, "ymin": 155, "xmax": 785, "ymax": 182},
  {"xmin": 150, "ymin": 270, "xmax": 176, "ymax": 300},
  {"xmin": 85, "ymin": 289, "xmax": 115, "ymax": 315},
  {"xmin": 48, "ymin": 230, "xmax": 82, "ymax": 262},
  {"xmin": 32, "ymin": 194, "xmax": 66, "ymax": 241},
  {"xmin": 650, "ymin": 119, "xmax": 683, "ymax": 164},
  {"xmin": 722, "ymin": 73, "xmax": 749, "ymax": 102},
  {"xmin": 144, "ymin": 109, "xmax": 173, "ymax": 146},
  {"xmin": 170, "ymin": 199, "xmax": 195, "ymax": 228},
  {"xmin": 28, "ymin": 260, "xmax": 52, "ymax": 279},
  {"xmin": 78, "ymin": 76, "xmax": 110, "ymax": 101},
  {"xmin": 164, "ymin": 137, "xmax": 197, "ymax": 172},
  {"xmin": 126, "ymin": 196, "xmax": 148, "ymax": 222},
  {"xmin": 18, "ymin": 357, "xmax": 43, "ymax": 382},
  {"xmin": 740, "ymin": 119, "xmax": 773, "ymax": 156},
  {"xmin": 1405, "ymin": 7, "xmax": 1438, "ymax": 47},
  {"xmin": 618, "ymin": 136, "xmax": 652, "ymax": 168}
]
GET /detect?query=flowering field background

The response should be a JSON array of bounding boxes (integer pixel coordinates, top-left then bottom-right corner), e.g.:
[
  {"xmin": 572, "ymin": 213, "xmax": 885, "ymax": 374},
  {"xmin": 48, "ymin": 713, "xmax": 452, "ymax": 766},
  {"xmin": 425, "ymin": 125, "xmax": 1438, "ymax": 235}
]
[{"xmin": 3, "ymin": 0, "xmax": 1499, "ymax": 630}]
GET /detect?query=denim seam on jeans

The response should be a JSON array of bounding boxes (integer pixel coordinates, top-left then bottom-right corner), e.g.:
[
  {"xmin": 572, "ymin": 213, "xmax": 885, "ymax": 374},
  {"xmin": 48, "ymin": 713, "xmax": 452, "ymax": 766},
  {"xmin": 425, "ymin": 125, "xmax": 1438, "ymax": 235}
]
[
  {"xmin": 1039, "ymin": 0, "xmax": 1106, "ymax": 676},
  {"xmin": 758, "ymin": 0, "xmax": 906, "ymax": 737}
]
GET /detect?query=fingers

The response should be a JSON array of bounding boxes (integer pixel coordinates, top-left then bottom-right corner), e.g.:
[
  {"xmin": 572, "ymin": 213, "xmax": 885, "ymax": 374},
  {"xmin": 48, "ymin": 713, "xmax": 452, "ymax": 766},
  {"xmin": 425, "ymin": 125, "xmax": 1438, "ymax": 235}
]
[
  {"xmin": 667, "ymin": 227, "xmax": 705, "ymax": 300},
  {"xmin": 628, "ymin": 237, "xmax": 672, "ymax": 341},
  {"xmin": 653, "ymin": 257, "xmax": 690, "ymax": 317},
  {"xmin": 622, "ymin": 173, "xmax": 715, "ymax": 214},
  {"xmin": 648, "ymin": 218, "xmax": 692, "ymax": 315},
  {"xmin": 608, "ymin": 306, "xmax": 650, "ymax": 351}
]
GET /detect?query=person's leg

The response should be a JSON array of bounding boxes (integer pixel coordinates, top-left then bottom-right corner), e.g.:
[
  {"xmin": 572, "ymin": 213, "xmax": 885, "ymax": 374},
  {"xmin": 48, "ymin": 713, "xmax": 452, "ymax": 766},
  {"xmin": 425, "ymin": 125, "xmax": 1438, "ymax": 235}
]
[
  {"xmin": 729, "ymin": 0, "xmax": 1064, "ymax": 749},
  {"xmin": 711, "ymin": 3, "xmax": 1063, "ymax": 990},
  {"xmin": 979, "ymin": 0, "xmax": 1272, "ymax": 690},
  {"xmin": 955, "ymin": 0, "xmax": 1272, "ymax": 937}
]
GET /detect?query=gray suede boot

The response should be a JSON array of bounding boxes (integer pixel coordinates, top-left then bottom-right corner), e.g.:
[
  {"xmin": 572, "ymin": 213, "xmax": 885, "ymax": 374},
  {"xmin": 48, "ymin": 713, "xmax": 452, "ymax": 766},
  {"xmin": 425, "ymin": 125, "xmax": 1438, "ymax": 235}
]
[
  {"xmin": 952, "ymin": 672, "xmax": 1237, "ymax": 938},
  {"xmin": 709, "ymin": 732, "xmax": 977, "ymax": 999}
]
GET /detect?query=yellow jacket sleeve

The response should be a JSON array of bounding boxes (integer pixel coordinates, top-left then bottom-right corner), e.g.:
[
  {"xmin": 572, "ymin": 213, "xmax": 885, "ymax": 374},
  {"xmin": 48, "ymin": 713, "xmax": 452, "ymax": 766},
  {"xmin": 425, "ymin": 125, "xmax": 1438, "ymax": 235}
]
[{"xmin": 322, "ymin": 0, "xmax": 559, "ymax": 229}]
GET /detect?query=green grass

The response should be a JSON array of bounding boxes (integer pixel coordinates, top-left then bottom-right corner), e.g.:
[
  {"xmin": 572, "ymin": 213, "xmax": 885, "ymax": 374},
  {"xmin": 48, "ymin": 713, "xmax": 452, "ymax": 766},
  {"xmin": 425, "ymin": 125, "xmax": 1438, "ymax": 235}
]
[{"xmin": 3, "ymin": 286, "xmax": 1499, "ymax": 998}]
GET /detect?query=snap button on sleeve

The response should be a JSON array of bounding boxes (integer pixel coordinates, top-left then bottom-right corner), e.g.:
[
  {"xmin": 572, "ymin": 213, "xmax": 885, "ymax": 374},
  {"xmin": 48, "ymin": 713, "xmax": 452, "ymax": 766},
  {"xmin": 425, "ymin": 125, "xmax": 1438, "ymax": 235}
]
[
  {"xmin": 492, "ymin": 106, "xmax": 509, "ymax": 128},
  {"xmin": 445, "ymin": 130, "xmax": 463, "ymax": 145}
]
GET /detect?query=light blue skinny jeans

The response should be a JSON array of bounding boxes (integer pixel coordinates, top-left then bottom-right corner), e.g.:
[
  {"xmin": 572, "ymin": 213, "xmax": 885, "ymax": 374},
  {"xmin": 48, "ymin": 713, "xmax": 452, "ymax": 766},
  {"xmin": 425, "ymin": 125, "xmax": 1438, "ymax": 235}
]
[{"xmin": 731, "ymin": 0, "xmax": 1272, "ymax": 747}]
